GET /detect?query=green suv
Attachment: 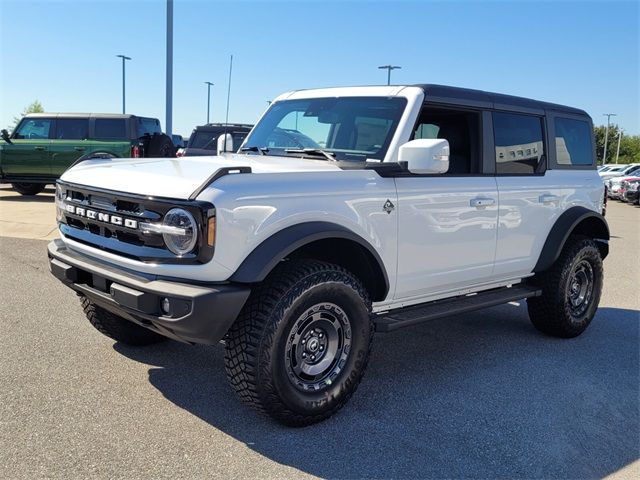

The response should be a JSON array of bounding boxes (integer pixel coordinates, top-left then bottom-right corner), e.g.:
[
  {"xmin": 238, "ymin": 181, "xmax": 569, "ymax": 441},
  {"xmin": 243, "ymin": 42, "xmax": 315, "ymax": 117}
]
[{"xmin": 0, "ymin": 113, "xmax": 174, "ymax": 195}]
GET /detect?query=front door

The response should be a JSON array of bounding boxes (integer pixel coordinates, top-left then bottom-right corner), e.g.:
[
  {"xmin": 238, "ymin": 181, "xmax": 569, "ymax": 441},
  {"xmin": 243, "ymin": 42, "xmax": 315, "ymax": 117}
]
[
  {"xmin": 394, "ymin": 106, "xmax": 498, "ymax": 302},
  {"xmin": 2, "ymin": 118, "xmax": 53, "ymax": 178}
]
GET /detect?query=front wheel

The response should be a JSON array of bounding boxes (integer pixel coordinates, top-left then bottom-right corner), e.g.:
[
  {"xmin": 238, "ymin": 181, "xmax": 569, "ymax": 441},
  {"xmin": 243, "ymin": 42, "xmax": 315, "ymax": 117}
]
[
  {"xmin": 11, "ymin": 182, "xmax": 45, "ymax": 195},
  {"xmin": 224, "ymin": 260, "xmax": 373, "ymax": 426},
  {"xmin": 527, "ymin": 236, "xmax": 604, "ymax": 338}
]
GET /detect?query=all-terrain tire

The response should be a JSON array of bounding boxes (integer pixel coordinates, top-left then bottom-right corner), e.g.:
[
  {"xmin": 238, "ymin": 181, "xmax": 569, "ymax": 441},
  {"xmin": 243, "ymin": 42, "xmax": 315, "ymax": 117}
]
[
  {"xmin": 527, "ymin": 236, "xmax": 603, "ymax": 338},
  {"xmin": 144, "ymin": 134, "xmax": 175, "ymax": 157},
  {"xmin": 224, "ymin": 259, "xmax": 373, "ymax": 427},
  {"xmin": 80, "ymin": 296, "xmax": 167, "ymax": 346},
  {"xmin": 11, "ymin": 182, "xmax": 45, "ymax": 195}
]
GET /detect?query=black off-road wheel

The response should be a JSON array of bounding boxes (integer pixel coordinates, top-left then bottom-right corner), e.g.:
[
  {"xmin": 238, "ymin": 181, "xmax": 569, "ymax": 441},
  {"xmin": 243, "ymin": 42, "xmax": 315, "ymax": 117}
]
[
  {"xmin": 80, "ymin": 296, "xmax": 167, "ymax": 346},
  {"xmin": 527, "ymin": 236, "xmax": 604, "ymax": 338},
  {"xmin": 224, "ymin": 260, "xmax": 373, "ymax": 427},
  {"xmin": 11, "ymin": 182, "xmax": 45, "ymax": 196}
]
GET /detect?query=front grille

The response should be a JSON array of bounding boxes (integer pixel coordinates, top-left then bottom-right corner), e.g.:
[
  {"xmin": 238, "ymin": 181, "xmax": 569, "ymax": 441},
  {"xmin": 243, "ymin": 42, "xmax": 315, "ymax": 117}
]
[{"xmin": 57, "ymin": 181, "xmax": 215, "ymax": 264}]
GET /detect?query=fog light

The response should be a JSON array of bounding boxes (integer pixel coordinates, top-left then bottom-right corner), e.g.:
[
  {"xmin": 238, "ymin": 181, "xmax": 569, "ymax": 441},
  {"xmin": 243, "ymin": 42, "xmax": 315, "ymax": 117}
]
[{"xmin": 161, "ymin": 297, "xmax": 171, "ymax": 315}]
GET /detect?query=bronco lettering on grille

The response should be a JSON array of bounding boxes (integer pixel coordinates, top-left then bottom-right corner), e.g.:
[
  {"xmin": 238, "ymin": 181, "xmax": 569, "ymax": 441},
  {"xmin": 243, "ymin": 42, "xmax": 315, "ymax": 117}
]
[{"xmin": 65, "ymin": 204, "xmax": 138, "ymax": 229}]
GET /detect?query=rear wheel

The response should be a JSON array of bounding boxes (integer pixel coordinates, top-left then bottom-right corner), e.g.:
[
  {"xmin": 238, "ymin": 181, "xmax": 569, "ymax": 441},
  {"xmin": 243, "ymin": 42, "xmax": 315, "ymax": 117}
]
[
  {"xmin": 224, "ymin": 260, "xmax": 373, "ymax": 426},
  {"xmin": 11, "ymin": 182, "xmax": 45, "ymax": 195},
  {"xmin": 527, "ymin": 236, "xmax": 603, "ymax": 338},
  {"xmin": 80, "ymin": 296, "xmax": 167, "ymax": 346}
]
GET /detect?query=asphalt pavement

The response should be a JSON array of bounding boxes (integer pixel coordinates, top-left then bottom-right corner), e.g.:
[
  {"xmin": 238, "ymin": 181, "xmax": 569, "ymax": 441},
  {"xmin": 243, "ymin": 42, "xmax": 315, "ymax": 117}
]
[{"xmin": 0, "ymin": 194, "xmax": 638, "ymax": 479}]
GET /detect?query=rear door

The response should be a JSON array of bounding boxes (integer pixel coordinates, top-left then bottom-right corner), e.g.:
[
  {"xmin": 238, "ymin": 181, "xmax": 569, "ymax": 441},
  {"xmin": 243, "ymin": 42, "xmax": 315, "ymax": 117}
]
[
  {"xmin": 88, "ymin": 117, "xmax": 132, "ymax": 158},
  {"xmin": 50, "ymin": 117, "xmax": 90, "ymax": 176},
  {"xmin": 1, "ymin": 117, "xmax": 53, "ymax": 178},
  {"xmin": 493, "ymin": 111, "xmax": 565, "ymax": 278},
  {"xmin": 394, "ymin": 106, "xmax": 499, "ymax": 301}
]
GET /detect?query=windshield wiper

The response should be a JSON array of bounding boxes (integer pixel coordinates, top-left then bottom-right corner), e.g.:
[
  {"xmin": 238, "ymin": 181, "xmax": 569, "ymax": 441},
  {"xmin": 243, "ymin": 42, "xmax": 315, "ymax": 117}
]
[
  {"xmin": 241, "ymin": 146, "xmax": 269, "ymax": 155},
  {"xmin": 285, "ymin": 148, "xmax": 336, "ymax": 162}
]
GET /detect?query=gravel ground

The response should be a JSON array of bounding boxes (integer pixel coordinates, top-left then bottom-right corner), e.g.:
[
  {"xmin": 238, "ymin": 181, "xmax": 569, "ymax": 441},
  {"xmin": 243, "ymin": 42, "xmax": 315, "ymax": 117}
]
[{"xmin": 0, "ymin": 201, "xmax": 638, "ymax": 479}]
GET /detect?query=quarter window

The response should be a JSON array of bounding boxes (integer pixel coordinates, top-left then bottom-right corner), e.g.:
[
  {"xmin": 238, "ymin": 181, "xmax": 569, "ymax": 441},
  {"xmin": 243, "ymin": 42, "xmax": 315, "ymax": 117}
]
[
  {"xmin": 95, "ymin": 119, "xmax": 127, "ymax": 139},
  {"xmin": 55, "ymin": 118, "xmax": 89, "ymax": 140},
  {"xmin": 554, "ymin": 117, "xmax": 593, "ymax": 165},
  {"xmin": 493, "ymin": 112, "xmax": 545, "ymax": 174}
]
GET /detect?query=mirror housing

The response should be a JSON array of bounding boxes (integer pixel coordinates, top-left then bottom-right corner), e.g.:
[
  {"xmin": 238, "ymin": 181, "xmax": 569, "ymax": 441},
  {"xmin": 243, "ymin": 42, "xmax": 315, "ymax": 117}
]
[
  {"xmin": 1, "ymin": 129, "xmax": 13, "ymax": 144},
  {"xmin": 398, "ymin": 139, "xmax": 450, "ymax": 174},
  {"xmin": 216, "ymin": 133, "xmax": 233, "ymax": 155}
]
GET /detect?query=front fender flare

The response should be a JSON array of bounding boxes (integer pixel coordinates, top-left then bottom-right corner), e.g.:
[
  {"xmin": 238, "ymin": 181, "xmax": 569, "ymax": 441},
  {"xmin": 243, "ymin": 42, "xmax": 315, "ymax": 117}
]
[{"xmin": 229, "ymin": 221, "xmax": 389, "ymax": 295}]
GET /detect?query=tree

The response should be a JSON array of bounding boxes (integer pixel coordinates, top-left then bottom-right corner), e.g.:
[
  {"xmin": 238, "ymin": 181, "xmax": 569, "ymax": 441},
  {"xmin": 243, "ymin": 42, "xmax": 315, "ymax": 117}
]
[
  {"xmin": 594, "ymin": 124, "xmax": 640, "ymax": 164},
  {"xmin": 9, "ymin": 100, "xmax": 44, "ymax": 132}
]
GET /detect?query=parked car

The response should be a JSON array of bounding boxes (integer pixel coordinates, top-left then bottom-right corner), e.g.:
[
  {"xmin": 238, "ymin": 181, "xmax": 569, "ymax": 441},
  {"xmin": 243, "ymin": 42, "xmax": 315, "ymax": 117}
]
[
  {"xmin": 622, "ymin": 179, "xmax": 640, "ymax": 204},
  {"xmin": 48, "ymin": 84, "xmax": 608, "ymax": 426},
  {"xmin": 0, "ymin": 113, "xmax": 175, "ymax": 195},
  {"xmin": 607, "ymin": 168, "xmax": 640, "ymax": 199},
  {"xmin": 180, "ymin": 123, "xmax": 253, "ymax": 156},
  {"xmin": 599, "ymin": 163, "xmax": 640, "ymax": 182}
]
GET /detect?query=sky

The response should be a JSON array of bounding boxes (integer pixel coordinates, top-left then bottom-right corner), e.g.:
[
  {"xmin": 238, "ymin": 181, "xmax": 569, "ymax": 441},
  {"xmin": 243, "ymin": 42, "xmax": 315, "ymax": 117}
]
[{"xmin": 1, "ymin": 0, "xmax": 638, "ymax": 137}]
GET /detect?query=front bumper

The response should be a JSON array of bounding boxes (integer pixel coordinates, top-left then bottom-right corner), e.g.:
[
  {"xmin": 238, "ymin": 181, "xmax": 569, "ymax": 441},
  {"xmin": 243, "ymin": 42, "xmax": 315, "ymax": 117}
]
[{"xmin": 48, "ymin": 239, "xmax": 250, "ymax": 345}]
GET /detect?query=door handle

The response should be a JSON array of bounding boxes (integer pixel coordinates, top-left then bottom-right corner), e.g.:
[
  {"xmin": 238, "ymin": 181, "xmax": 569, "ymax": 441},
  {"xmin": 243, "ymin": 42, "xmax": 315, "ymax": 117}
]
[
  {"xmin": 34, "ymin": 146, "xmax": 45, "ymax": 151},
  {"xmin": 470, "ymin": 197, "xmax": 496, "ymax": 208},
  {"xmin": 74, "ymin": 147, "xmax": 86, "ymax": 151},
  {"xmin": 539, "ymin": 194, "xmax": 560, "ymax": 205}
]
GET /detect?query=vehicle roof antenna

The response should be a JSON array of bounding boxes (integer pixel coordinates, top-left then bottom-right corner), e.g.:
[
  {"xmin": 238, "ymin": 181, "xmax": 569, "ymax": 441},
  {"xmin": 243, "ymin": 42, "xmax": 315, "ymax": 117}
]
[{"xmin": 223, "ymin": 54, "xmax": 233, "ymax": 154}]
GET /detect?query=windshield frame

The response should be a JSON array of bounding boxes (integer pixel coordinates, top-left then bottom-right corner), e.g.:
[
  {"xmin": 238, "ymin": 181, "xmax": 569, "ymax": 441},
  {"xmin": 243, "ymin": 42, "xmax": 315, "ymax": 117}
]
[{"xmin": 242, "ymin": 96, "xmax": 408, "ymax": 162}]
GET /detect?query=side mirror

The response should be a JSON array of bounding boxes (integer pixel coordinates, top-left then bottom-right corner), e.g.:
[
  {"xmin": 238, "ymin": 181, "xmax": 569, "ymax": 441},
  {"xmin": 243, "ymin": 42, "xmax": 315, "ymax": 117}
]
[
  {"xmin": 398, "ymin": 139, "xmax": 449, "ymax": 174},
  {"xmin": 1, "ymin": 129, "xmax": 13, "ymax": 144},
  {"xmin": 216, "ymin": 133, "xmax": 233, "ymax": 155}
]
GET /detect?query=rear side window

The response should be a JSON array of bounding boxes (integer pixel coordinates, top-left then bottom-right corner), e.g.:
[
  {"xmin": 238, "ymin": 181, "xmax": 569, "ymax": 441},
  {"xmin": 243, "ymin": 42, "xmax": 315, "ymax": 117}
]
[
  {"xmin": 137, "ymin": 117, "xmax": 162, "ymax": 136},
  {"xmin": 493, "ymin": 112, "xmax": 545, "ymax": 174},
  {"xmin": 554, "ymin": 117, "xmax": 593, "ymax": 166},
  {"xmin": 55, "ymin": 118, "xmax": 89, "ymax": 139},
  {"xmin": 95, "ymin": 119, "xmax": 127, "ymax": 139}
]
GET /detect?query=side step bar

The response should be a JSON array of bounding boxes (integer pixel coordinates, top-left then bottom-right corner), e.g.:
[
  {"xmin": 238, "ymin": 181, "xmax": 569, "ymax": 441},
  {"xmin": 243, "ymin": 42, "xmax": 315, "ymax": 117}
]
[{"xmin": 375, "ymin": 284, "xmax": 541, "ymax": 333}]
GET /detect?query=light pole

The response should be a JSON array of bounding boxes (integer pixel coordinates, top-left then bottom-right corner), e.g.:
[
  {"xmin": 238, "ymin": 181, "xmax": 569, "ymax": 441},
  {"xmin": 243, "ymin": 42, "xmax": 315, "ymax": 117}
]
[
  {"xmin": 205, "ymin": 82, "xmax": 214, "ymax": 123},
  {"xmin": 165, "ymin": 0, "xmax": 173, "ymax": 136},
  {"xmin": 116, "ymin": 55, "xmax": 131, "ymax": 114},
  {"xmin": 615, "ymin": 130, "xmax": 623, "ymax": 164},
  {"xmin": 378, "ymin": 65, "xmax": 401, "ymax": 85},
  {"xmin": 602, "ymin": 113, "xmax": 616, "ymax": 163}
]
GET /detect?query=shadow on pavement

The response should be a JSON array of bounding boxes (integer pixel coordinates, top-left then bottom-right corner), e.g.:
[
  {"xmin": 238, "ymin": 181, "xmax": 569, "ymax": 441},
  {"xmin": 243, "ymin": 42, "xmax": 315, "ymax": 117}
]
[
  {"xmin": 114, "ymin": 304, "xmax": 639, "ymax": 479},
  {"xmin": 0, "ymin": 187, "xmax": 54, "ymax": 203}
]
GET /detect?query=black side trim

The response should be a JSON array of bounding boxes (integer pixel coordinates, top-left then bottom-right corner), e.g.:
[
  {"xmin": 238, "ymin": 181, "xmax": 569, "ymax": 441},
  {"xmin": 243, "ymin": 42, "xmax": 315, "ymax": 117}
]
[
  {"xmin": 189, "ymin": 166, "xmax": 252, "ymax": 200},
  {"xmin": 229, "ymin": 221, "xmax": 390, "ymax": 297},
  {"xmin": 534, "ymin": 206, "xmax": 609, "ymax": 273}
]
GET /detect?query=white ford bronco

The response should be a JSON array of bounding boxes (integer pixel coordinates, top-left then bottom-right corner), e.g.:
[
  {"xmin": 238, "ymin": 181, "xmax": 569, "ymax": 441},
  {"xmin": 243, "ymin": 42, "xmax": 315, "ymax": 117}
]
[{"xmin": 48, "ymin": 85, "xmax": 608, "ymax": 426}]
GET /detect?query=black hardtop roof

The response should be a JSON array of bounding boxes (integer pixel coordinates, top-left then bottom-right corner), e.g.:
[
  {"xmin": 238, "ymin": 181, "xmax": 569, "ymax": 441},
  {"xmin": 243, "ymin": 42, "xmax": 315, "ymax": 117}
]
[
  {"xmin": 415, "ymin": 84, "xmax": 589, "ymax": 117},
  {"xmin": 23, "ymin": 113, "xmax": 157, "ymax": 120},
  {"xmin": 194, "ymin": 122, "xmax": 254, "ymax": 131}
]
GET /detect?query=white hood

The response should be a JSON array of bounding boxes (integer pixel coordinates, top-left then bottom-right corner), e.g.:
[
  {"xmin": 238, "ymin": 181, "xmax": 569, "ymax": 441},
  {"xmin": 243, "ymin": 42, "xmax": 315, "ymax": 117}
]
[{"xmin": 60, "ymin": 153, "xmax": 342, "ymax": 199}]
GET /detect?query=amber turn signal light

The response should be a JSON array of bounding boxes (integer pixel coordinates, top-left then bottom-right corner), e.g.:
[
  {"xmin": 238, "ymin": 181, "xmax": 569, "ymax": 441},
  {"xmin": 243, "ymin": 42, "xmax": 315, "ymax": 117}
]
[{"xmin": 207, "ymin": 217, "xmax": 216, "ymax": 246}]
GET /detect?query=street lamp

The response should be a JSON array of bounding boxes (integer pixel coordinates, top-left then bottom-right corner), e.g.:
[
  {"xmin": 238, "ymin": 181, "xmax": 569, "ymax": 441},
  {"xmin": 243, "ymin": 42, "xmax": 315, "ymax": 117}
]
[
  {"xmin": 205, "ymin": 82, "xmax": 214, "ymax": 123},
  {"xmin": 116, "ymin": 55, "xmax": 131, "ymax": 114},
  {"xmin": 378, "ymin": 65, "xmax": 401, "ymax": 85},
  {"xmin": 602, "ymin": 113, "xmax": 617, "ymax": 163},
  {"xmin": 615, "ymin": 130, "xmax": 623, "ymax": 164}
]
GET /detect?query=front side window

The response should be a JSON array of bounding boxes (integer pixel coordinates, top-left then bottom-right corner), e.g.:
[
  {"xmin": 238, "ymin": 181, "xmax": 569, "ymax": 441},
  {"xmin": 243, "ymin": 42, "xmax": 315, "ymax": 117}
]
[
  {"xmin": 494, "ymin": 112, "xmax": 545, "ymax": 174},
  {"xmin": 555, "ymin": 117, "xmax": 593, "ymax": 166},
  {"xmin": 13, "ymin": 118, "xmax": 53, "ymax": 139},
  {"xmin": 95, "ymin": 119, "xmax": 127, "ymax": 139},
  {"xmin": 412, "ymin": 108, "xmax": 481, "ymax": 174},
  {"xmin": 243, "ymin": 97, "xmax": 407, "ymax": 161},
  {"xmin": 55, "ymin": 118, "xmax": 89, "ymax": 140}
]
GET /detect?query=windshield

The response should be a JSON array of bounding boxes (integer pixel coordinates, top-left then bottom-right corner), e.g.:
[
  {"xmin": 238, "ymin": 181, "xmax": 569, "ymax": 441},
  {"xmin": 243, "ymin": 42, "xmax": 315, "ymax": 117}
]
[{"xmin": 243, "ymin": 97, "xmax": 407, "ymax": 161}]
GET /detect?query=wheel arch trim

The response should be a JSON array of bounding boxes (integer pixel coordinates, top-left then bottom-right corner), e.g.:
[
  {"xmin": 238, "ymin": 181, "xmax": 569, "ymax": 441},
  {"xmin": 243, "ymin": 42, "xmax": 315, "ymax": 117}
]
[
  {"xmin": 229, "ymin": 221, "xmax": 390, "ymax": 299},
  {"xmin": 533, "ymin": 206, "xmax": 610, "ymax": 273}
]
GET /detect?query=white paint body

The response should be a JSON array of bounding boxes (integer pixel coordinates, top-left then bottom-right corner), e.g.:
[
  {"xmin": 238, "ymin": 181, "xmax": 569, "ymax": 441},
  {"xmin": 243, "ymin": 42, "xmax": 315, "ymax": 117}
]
[{"xmin": 58, "ymin": 86, "xmax": 605, "ymax": 313}]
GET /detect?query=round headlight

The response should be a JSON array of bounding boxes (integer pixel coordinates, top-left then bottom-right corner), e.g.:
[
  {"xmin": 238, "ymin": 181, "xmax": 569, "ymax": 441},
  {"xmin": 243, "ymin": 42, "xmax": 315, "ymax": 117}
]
[{"xmin": 162, "ymin": 208, "xmax": 198, "ymax": 256}]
